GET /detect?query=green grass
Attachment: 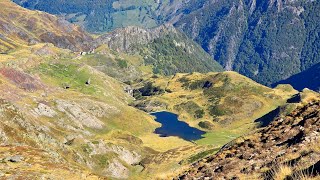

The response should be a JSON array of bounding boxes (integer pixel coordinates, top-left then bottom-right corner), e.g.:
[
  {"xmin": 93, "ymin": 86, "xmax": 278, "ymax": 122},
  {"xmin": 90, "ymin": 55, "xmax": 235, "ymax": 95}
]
[
  {"xmin": 196, "ymin": 130, "xmax": 240, "ymax": 146},
  {"xmin": 36, "ymin": 63, "xmax": 97, "ymax": 95},
  {"xmin": 184, "ymin": 147, "xmax": 220, "ymax": 164}
]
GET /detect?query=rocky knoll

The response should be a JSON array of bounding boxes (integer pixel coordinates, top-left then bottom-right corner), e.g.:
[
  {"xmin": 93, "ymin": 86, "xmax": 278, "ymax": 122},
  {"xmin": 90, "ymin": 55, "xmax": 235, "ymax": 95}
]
[
  {"xmin": 94, "ymin": 24, "xmax": 223, "ymax": 75},
  {"xmin": 94, "ymin": 24, "xmax": 177, "ymax": 52},
  {"xmin": 177, "ymin": 100, "xmax": 320, "ymax": 179}
]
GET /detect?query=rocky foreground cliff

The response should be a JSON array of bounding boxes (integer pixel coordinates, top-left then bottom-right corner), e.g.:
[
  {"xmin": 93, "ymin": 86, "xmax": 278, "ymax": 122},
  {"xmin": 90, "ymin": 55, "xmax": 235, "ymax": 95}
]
[{"xmin": 177, "ymin": 100, "xmax": 320, "ymax": 179}]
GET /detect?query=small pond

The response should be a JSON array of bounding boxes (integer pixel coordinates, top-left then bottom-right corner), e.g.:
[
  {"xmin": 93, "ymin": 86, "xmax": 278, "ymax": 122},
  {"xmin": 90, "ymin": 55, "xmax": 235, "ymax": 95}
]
[{"xmin": 151, "ymin": 111, "xmax": 205, "ymax": 141}]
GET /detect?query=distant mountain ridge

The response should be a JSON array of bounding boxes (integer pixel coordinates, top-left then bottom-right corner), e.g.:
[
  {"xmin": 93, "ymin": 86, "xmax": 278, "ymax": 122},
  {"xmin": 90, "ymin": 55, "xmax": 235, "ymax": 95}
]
[
  {"xmin": 174, "ymin": 0, "xmax": 320, "ymax": 86},
  {"xmin": 12, "ymin": 0, "xmax": 193, "ymax": 33},
  {"xmin": 12, "ymin": 0, "xmax": 320, "ymax": 90},
  {"xmin": 94, "ymin": 24, "xmax": 178, "ymax": 52}
]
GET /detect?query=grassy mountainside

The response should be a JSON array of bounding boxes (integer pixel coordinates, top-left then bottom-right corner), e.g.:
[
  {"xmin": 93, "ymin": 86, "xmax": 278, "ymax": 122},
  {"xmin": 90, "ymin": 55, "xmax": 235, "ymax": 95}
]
[
  {"xmin": 177, "ymin": 98, "xmax": 320, "ymax": 179},
  {"xmin": 0, "ymin": 0, "xmax": 92, "ymax": 53},
  {"xmin": 1, "ymin": 42, "xmax": 217, "ymax": 179},
  {"xmin": 1, "ymin": 0, "xmax": 319, "ymax": 179},
  {"xmin": 0, "ymin": 44, "xmax": 164, "ymax": 178},
  {"xmin": 0, "ymin": 1, "xmax": 204, "ymax": 178},
  {"xmin": 13, "ymin": 0, "xmax": 320, "ymax": 89},
  {"xmin": 131, "ymin": 72, "xmax": 297, "ymax": 146}
]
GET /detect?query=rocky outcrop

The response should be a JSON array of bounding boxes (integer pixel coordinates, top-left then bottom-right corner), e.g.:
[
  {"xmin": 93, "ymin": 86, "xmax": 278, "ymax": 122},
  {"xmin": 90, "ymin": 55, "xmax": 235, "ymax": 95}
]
[
  {"xmin": 94, "ymin": 24, "xmax": 177, "ymax": 52},
  {"xmin": 104, "ymin": 159, "xmax": 129, "ymax": 179},
  {"xmin": 55, "ymin": 99, "xmax": 105, "ymax": 129},
  {"xmin": 177, "ymin": 100, "xmax": 320, "ymax": 179},
  {"xmin": 34, "ymin": 103, "xmax": 57, "ymax": 118},
  {"xmin": 94, "ymin": 24, "xmax": 223, "ymax": 76}
]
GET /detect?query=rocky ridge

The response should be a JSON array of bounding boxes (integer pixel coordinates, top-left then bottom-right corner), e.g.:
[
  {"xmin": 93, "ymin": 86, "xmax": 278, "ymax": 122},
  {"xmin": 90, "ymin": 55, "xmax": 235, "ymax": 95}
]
[
  {"xmin": 178, "ymin": 99, "xmax": 320, "ymax": 179},
  {"xmin": 93, "ymin": 24, "xmax": 223, "ymax": 75},
  {"xmin": 94, "ymin": 24, "xmax": 177, "ymax": 52}
]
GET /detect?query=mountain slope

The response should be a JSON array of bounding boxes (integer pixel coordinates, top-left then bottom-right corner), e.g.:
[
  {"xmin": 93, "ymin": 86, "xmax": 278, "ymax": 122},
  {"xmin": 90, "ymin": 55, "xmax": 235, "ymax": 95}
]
[
  {"xmin": 177, "ymin": 99, "xmax": 320, "ymax": 179},
  {"xmin": 175, "ymin": 0, "xmax": 320, "ymax": 86},
  {"xmin": 2, "ymin": 0, "xmax": 319, "ymax": 179},
  {"xmin": 12, "ymin": 0, "xmax": 184, "ymax": 33},
  {"xmin": 13, "ymin": 0, "xmax": 320, "ymax": 89},
  {"xmin": 0, "ymin": 0, "xmax": 92, "ymax": 53},
  {"xmin": 1, "ymin": 0, "xmax": 222, "ymax": 81},
  {"xmin": 0, "ymin": 1, "xmax": 200, "ymax": 178},
  {"xmin": 94, "ymin": 25, "xmax": 223, "ymax": 75},
  {"xmin": 131, "ymin": 71, "xmax": 297, "ymax": 147},
  {"xmin": 0, "ymin": 43, "xmax": 167, "ymax": 178}
]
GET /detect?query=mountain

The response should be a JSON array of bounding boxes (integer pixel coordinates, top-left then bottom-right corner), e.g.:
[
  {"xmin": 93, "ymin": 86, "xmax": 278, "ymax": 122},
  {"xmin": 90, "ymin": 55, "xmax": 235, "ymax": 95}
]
[
  {"xmin": 0, "ymin": 0, "xmax": 92, "ymax": 53},
  {"xmin": 274, "ymin": 62, "xmax": 320, "ymax": 92},
  {"xmin": 13, "ymin": 0, "xmax": 320, "ymax": 89},
  {"xmin": 177, "ymin": 99, "xmax": 320, "ymax": 179},
  {"xmin": 94, "ymin": 24, "xmax": 223, "ymax": 76},
  {"xmin": 11, "ymin": 0, "xmax": 187, "ymax": 33},
  {"xmin": 174, "ymin": 0, "xmax": 320, "ymax": 87},
  {"xmin": 1, "ymin": 0, "xmax": 319, "ymax": 179},
  {"xmin": 3, "ymin": 0, "xmax": 222, "ymax": 80},
  {"xmin": 0, "ymin": 1, "xmax": 258, "ymax": 179},
  {"xmin": 0, "ymin": 1, "xmax": 200, "ymax": 178}
]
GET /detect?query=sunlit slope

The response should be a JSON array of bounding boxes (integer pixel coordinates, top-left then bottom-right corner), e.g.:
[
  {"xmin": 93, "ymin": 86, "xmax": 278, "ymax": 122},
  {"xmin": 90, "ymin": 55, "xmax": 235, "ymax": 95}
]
[
  {"xmin": 0, "ymin": 40, "xmax": 204, "ymax": 179},
  {"xmin": 132, "ymin": 72, "xmax": 297, "ymax": 145},
  {"xmin": 0, "ymin": 0, "xmax": 92, "ymax": 53}
]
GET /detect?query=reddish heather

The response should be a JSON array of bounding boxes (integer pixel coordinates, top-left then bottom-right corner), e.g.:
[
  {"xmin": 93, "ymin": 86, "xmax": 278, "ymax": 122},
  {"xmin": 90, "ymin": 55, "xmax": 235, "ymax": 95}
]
[{"xmin": 0, "ymin": 68, "xmax": 43, "ymax": 91}]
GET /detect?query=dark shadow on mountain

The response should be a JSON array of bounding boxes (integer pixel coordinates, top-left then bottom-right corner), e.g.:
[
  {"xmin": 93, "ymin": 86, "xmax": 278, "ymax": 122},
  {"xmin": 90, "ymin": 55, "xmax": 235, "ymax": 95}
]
[
  {"xmin": 286, "ymin": 161, "xmax": 320, "ymax": 180},
  {"xmin": 273, "ymin": 63, "xmax": 320, "ymax": 91},
  {"xmin": 254, "ymin": 107, "xmax": 281, "ymax": 127},
  {"xmin": 286, "ymin": 93, "xmax": 301, "ymax": 103}
]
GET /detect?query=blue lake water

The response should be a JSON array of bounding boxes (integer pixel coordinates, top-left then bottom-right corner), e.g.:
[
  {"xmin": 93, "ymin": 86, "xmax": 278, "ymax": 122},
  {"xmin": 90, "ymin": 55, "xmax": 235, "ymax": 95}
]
[{"xmin": 150, "ymin": 111, "xmax": 205, "ymax": 141}]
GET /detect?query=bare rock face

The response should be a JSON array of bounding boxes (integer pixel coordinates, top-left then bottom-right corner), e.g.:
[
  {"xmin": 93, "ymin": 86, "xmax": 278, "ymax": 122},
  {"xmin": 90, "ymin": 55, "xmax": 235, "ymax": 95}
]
[
  {"xmin": 104, "ymin": 159, "xmax": 129, "ymax": 179},
  {"xmin": 55, "ymin": 99, "xmax": 105, "ymax": 129},
  {"xmin": 109, "ymin": 145, "xmax": 141, "ymax": 165},
  {"xmin": 5, "ymin": 155, "xmax": 24, "ymax": 163},
  {"xmin": 0, "ymin": 129, "xmax": 8, "ymax": 145},
  {"xmin": 89, "ymin": 141, "xmax": 142, "ymax": 165},
  {"xmin": 34, "ymin": 103, "xmax": 57, "ymax": 118},
  {"xmin": 78, "ymin": 98, "xmax": 120, "ymax": 118}
]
